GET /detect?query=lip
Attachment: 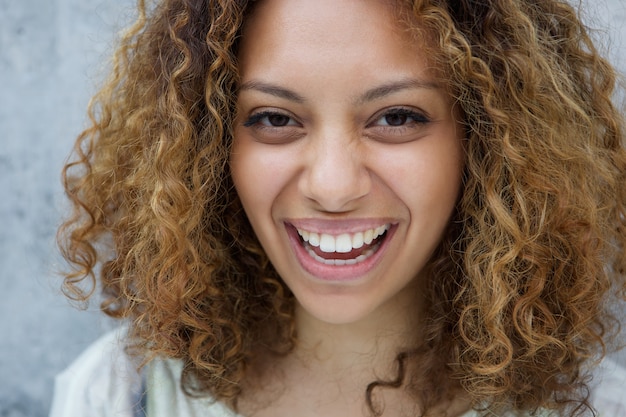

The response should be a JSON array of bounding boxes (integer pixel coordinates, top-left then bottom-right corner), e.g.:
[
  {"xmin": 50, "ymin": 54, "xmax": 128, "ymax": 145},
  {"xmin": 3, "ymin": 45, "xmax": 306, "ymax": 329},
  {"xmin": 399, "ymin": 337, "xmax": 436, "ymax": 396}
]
[
  {"xmin": 287, "ymin": 218, "xmax": 396, "ymax": 235},
  {"xmin": 285, "ymin": 220, "xmax": 397, "ymax": 282}
]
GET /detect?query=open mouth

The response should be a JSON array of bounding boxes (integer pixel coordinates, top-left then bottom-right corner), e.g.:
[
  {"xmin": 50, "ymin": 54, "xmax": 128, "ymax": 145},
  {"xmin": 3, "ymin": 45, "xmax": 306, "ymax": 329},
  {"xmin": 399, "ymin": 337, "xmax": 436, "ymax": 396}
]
[{"xmin": 295, "ymin": 224, "xmax": 390, "ymax": 266}]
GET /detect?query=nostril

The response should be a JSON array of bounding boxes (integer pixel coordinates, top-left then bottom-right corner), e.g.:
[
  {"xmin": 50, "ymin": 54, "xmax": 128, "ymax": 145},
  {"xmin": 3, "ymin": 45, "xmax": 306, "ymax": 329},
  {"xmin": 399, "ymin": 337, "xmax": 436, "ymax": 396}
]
[{"xmin": 300, "ymin": 156, "xmax": 371, "ymax": 211}]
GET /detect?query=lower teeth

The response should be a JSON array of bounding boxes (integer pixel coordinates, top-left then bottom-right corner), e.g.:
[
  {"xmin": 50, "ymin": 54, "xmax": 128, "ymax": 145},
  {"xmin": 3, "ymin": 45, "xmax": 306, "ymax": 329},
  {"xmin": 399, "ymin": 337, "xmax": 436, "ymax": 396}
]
[{"xmin": 305, "ymin": 244, "xmax": 380, "ymax": 266}]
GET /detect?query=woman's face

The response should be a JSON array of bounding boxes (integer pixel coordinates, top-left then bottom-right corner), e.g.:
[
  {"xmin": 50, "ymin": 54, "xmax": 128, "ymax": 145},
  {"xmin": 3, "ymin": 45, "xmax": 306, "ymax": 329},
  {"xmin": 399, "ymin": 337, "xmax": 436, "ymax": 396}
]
[{"xmin": 231, "ymin": 0, "xmax": 464, "ymax": 325}]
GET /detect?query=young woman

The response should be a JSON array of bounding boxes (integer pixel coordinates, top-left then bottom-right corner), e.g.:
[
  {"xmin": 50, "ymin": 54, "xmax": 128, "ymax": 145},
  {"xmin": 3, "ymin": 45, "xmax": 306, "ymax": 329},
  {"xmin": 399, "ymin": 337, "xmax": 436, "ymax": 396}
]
[{"xmin": 51, "ymin": 0, "xmax": 626, "ymax": 416}]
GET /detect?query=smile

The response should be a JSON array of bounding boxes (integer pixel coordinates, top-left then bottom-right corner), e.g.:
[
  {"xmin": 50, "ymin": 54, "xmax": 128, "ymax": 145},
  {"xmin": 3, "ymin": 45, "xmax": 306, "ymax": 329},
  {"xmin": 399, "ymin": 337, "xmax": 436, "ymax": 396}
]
[
  {"xmin": 296, "ymin": 224, "xmax": 390, "ymax": 266},
  {"xmin": 285, "ymin": 221, "xmax": 397, "ymax": 281}
]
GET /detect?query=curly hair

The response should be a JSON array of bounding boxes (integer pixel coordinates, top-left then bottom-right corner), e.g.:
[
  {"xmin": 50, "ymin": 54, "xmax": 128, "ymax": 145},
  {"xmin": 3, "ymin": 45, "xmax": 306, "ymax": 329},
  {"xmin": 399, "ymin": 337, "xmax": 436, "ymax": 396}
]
[{"xmin": 58, "ymin": 0, "xmax": 626, "ymax": 416}]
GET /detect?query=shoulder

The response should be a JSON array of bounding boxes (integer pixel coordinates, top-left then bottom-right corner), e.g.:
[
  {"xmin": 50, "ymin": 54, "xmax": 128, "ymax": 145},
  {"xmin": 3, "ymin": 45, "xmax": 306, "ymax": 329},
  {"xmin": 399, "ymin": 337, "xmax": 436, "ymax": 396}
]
[
  {"xmin": 145, "ymin": 357, "xmax": 241, "ymax": 417},
  {"xmin": 49, "ymin": 326, "xmax": 144, "ymax": 417},
  {"xmin": 460, "ymin": 358, "xmax": 626, "ymax": 417},
  {"xmin": 49, "ymin": 326, "xmax": 241, "ymax": 417},
  {"xmin": 589, "ymin": 357, "xmax": 626, "ymax": 415}
]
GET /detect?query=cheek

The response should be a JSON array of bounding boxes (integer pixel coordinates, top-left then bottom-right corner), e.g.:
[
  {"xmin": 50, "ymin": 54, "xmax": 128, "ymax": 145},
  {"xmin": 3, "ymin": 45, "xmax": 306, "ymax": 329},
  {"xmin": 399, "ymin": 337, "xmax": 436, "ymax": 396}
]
[
  {"xmin": 371, "ymin": 139, "xmax": 464, "ymax": 209},
  {"xmin": 230, "ymin": 136, "xmax": 294, "ymax": 216}
]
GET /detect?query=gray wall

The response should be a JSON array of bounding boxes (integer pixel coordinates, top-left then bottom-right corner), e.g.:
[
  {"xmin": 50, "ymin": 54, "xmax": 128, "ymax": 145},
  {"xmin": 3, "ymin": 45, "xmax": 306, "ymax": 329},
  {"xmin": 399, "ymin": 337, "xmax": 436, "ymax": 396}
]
[
  {"xmin": 1, "ymin": 1, "xmax": 131, "ymax": 415},
  {"xmin": 0, "ymin": 1, "xmax": 625, "ymax": 416}
]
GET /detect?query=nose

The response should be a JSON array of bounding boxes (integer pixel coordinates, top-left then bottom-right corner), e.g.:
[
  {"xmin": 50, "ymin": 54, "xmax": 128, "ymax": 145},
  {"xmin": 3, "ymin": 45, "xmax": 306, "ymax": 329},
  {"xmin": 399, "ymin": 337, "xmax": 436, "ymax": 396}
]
[{"xmin": 298, "ymin": 132, "xmax": 371, "ymax": 212}]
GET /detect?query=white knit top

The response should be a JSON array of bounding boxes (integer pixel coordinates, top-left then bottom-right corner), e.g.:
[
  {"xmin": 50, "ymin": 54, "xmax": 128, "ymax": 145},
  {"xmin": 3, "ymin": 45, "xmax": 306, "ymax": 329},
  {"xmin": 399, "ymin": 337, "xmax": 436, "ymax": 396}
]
[{"xmin": 49, "ymin": 327, "xmax": 626, "ymax": 417}]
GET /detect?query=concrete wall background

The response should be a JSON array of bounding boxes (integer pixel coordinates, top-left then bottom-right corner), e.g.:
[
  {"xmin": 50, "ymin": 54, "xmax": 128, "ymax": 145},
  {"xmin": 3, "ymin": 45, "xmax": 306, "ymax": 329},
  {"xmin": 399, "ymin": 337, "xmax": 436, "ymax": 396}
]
[
  {"xmin": 0, "ymin": 1, "xmax": 625, "ymax": 416},
  {"xmin": 1, "ymin": 1, "xmax": 132, "ymax": 416}
]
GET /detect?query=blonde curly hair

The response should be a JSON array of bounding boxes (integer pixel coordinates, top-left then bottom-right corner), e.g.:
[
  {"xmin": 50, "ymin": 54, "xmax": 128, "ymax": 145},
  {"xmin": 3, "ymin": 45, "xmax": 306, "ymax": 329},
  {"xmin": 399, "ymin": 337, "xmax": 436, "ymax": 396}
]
[{"xmin": 58, "ymin": 0, "xmax": 626, "ymax": 415}]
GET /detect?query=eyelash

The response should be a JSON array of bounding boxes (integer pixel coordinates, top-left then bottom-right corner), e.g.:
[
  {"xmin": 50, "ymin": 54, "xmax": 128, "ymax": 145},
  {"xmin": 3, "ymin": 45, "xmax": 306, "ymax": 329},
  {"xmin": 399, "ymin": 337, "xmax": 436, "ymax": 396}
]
[
  {"xmin": 242, "ymin": 110, "xmax": 297, "ymax": 128},
  {"xmin": 243, "ymin": 108, "xmax": 429, "ymax": 127},
  {"xmin": 369, "ymin": 107, "xmax": 430, "ymax": 128}
]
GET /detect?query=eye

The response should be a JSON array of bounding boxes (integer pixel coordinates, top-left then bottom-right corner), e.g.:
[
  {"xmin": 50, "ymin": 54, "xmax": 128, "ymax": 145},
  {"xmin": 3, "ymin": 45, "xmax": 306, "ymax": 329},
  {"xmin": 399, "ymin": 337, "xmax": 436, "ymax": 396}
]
[
  {"xmin": 242, "ymin": 110, "xmax": 299, "ymax": 128},
  {"xmin": 365, "ymin": 107, "xmax": 431, "ymax": 143},
  {"xmin": 371, "ymin": 108, "xmax": 430, "ymax": 127},
  {"xmin": 240, "ymin": 109, "xmax": 304, "ymax": 144}
]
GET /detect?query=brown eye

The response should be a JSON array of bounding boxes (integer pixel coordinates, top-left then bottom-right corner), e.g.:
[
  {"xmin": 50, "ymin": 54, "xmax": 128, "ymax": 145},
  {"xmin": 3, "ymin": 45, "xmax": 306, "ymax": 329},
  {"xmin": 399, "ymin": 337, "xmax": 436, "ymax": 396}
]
[
  {"xmin": 384, "ymin": 113, "xmax": 408, "ymax": 126},
  {"xmin": 243, "ymin": 110, "xmax": 299, "ymax": 128},
  {"xmin": 374, "ymin": 108, "xmax": 429, "ymax": 127},
  {"xmin": 366, "ymin": 107, "xmax": 432, "ymax": 144},
  {"xmin": 267, "ymin": 114, "xmax": 291, "ymax": 126}
]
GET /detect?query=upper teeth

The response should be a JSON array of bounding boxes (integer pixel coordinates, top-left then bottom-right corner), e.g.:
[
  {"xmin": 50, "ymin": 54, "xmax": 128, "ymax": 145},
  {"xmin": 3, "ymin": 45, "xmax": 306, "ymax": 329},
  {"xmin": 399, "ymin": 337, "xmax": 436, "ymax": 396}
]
[{"xmin": 297, "ymin": 224, "xmax": 389, "ymax": 253}]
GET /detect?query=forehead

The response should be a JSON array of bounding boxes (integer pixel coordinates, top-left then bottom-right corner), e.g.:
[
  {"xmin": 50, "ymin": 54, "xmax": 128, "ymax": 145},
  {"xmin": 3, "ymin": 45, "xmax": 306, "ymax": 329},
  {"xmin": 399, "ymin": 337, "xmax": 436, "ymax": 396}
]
[
  {"xmin": 242, "ymin": 0, "xmax": 405, "ymax": 33},
  {"xmin": 238, "ymin": 0, "xmax": 435, "ymax": 83}
]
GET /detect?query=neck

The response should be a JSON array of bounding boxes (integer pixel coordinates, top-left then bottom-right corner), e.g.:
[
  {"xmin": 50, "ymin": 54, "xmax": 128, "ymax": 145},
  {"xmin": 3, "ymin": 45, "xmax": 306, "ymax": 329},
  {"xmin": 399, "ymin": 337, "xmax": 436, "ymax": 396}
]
[
  {"xmin": 239, "ymin": 280, "xmax": 471, "ymax": 417},
  {"xmin": 291, "ymin": 282, "xmax": 423, "ymax": 381}
]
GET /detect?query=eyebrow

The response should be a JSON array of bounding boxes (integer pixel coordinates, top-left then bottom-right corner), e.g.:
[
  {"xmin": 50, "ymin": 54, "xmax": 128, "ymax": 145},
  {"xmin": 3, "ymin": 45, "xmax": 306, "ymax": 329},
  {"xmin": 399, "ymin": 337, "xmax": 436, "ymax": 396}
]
[
  {"xmin": 238, "ymin": 81, "xmax": 306, "ymax": 103},
  {"xmin": 237, "ymin": 77, "xmax": 440, "ymax": 105},
  {"xmin": 356, "ymin": 78, "xmax": 441, "ymax": 105}
]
